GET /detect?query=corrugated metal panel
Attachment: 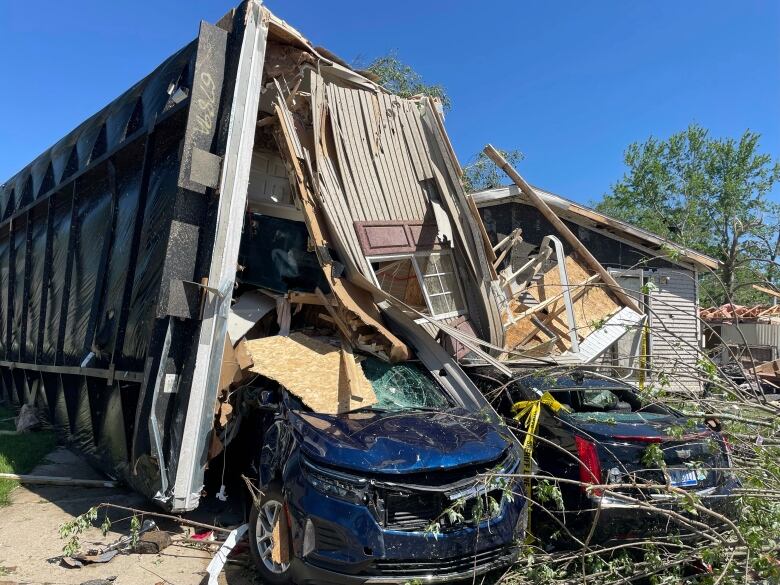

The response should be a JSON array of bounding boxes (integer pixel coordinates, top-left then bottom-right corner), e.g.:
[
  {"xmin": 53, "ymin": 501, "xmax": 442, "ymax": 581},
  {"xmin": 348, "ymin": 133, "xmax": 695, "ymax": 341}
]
[{"xmin": 719, "ymin": 322, "xmax": 780, "ymax": 348}]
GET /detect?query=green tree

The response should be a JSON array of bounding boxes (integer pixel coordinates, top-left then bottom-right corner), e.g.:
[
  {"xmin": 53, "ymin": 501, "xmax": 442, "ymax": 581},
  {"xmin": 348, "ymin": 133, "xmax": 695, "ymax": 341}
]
[
  {"xmin": 363, "ymin": 51, "xmax": 450, "ymax": 110},
  {"xmin": 462, "ymin": 149, "xmax": 525, "ymax": 193},
  {"xmin": 360, "ymin": 52, "xmax": 523, "ymax": 195},
  {"xmin": 596, "ymin": 124, "xmax": 780, "ymax": 304}
]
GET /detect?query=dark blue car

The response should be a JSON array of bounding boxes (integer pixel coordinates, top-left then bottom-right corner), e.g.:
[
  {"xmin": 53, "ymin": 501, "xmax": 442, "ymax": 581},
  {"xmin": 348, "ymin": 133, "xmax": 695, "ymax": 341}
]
[{"xmin": 246, "ymin": 357, "xmax": 525, "ymax": 584}]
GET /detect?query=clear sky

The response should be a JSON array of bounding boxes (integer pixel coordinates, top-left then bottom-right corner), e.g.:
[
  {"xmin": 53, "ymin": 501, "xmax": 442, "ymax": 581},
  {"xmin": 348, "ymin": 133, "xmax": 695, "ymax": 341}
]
[{"xmin": 1, "ymin": 1, "xmax": 778, "ymax": 205}]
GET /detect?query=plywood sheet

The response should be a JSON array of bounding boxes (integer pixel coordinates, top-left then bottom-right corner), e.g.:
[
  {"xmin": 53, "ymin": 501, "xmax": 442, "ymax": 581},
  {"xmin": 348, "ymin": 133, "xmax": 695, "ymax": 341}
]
[
  {"xmin": 244, "ymin": 333, "xmax": 377, "ymax": 414},
  {"xmin": 504, "ymin": 308, "xmax": 550, "ymax": 350},
  {"xmin": 531, "ymin": 256, "xmax": 620, "ymax": 342}
]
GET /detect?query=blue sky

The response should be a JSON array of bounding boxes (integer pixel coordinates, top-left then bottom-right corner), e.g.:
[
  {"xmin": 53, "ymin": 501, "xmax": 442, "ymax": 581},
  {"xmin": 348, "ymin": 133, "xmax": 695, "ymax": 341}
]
[{"xmin": 1, "ymin": 1, "xmax": 778, "ymax": 205}]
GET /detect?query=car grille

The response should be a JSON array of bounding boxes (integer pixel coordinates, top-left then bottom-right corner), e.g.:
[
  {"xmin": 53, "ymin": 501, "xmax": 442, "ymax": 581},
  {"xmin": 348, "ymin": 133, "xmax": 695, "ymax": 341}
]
[
  {"xmin": 384, "ymin": 489, "xmax": 505, "ymax": 531},
  {"xmin": 385, "ymin": 491, "xmax": 443, "ymax": 531},
  {"xmin": 371, "ymin": 545, "xmax": 513, "ymax": 577}
]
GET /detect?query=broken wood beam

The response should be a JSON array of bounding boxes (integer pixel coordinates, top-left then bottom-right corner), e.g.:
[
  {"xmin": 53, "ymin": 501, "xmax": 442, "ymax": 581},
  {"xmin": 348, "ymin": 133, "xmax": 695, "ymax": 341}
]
[
  {"xmin": 465, "ymin": 194, "xmax": 498, "ymax": 279},
  {"xmin": 753, "ymin": 284, "xmax": 780, "ymax": 300},
  {"xmin": 493, "ymin": 228, "xmax": 522, "ymax": 270},
  {"xmin": 288, "ymin": 291, "xmax": 336, "ymax": 306},
  {"xmin": 314, "ymin": 287, "xmax": 353, "ymax": 343},
  {"xmin": 483, "ymin": 144, "xmax": 641, "ymax": 314}
]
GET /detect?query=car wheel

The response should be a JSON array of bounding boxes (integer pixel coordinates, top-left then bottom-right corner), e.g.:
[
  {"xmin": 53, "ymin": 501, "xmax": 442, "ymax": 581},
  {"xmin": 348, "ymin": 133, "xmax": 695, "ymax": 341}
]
[{"xmin": 248, "ymin": 481, "xmax": 293, "ymax": 584}]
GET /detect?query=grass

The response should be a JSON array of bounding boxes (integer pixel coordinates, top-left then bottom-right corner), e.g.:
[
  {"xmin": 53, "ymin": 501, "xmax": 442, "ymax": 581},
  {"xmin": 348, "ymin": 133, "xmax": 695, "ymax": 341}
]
[{"xmin": 0, "ymin": 405, "xmax": 56, "ymax": 506}]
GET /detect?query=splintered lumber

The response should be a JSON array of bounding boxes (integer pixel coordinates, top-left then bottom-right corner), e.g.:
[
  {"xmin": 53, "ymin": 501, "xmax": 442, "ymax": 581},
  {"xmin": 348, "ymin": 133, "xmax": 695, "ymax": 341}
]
[
  {"xmin": 466, "ymin": 194, "xmax": 498, "ymax": 279},
  {"xmin": 752, "ymin": 357, "xmax": 780, "ymax": 379},
  {"xmin": 753, "ymin": 284, "xmax": 780, "ymax": 300},
  {"xmin": 274, "ymin": 97, "xmax": 409, "ymax": 362},
  {"xmin": 244, "ymin": 333, "xmax": 377, "ymax": 414},
  {"xmin": 271, "ymin": 511, "xmax": 290, "ymax": 564},
  {"xmin": 534, "ymin": 258, "xmax": 619, "ymax": 336},
  {"xmin": 484, "ymin": 145, "xmax": 641, "ymax": 314}
]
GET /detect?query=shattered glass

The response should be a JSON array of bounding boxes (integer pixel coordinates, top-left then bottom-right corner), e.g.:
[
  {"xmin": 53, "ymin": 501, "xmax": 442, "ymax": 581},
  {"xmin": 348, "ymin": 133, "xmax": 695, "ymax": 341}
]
[
  {"xmin": 359, "ymin": 358, "xmax": 450, "ymax": 412},
  {"xmin": 580, "ymin": 389, "xmax": 619, "ymax": 410}
]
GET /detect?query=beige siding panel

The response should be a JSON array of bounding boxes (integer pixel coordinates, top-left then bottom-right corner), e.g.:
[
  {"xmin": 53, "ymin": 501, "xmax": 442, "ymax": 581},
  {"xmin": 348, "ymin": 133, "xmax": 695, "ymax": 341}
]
[
  {"xmin": 397, "ymin": 101, "xmax": 427, "ymax": 182},
  {"xmin": 330, "ymin": 85, "xmax": 378, "ymax": 221},
  {"xmin": 325, "ymin": 85, "xmax": 363, "ymax": 218},
  {"xmin": 377, "ymin": 92, "xmax": 428, "ymax": 219},
  {"xmin": 401, "ymin": 100, "xmax": 435, "ymax": 181},
  {"xmin": 357, "ymin": 90, "xmax": 398, "ymax": 219},
  {"xmin": 342, "ymin": 86, "xmax": 388, "ymax": 221},
  {"xmin": 374, "ymin": 92, "xmax": 413, "ymax": 214},
  {"xmin": 328, "ymin": 82, "xmax": 431, "ymax": 224},
  {"xmin": 318, "ymin": 156, "xmax": 368, "ymax": 273}
]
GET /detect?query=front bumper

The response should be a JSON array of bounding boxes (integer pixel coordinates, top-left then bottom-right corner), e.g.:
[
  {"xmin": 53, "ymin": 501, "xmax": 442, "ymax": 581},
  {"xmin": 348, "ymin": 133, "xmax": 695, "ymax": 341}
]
[
  {"xmin": 284, "ymin": 468, "xmax": 525, "ymax": 584},
  {"xmin": 292, "ymin": 546, "xmax": 520, "ymax": 584}
]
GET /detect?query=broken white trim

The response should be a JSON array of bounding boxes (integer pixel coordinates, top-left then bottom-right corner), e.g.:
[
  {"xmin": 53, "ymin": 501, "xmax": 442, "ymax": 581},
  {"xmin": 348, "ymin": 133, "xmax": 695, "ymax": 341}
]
[
  {"xmin": 206, "ymin": 523, "xmax": 249, "ymax": 585},
  {"xmin": 568, "ymin": 307, "xmax": 646, "ymax": 363}
]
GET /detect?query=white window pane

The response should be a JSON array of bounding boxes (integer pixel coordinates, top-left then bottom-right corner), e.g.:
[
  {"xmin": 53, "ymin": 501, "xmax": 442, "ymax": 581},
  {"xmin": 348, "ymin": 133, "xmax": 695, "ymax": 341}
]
[
  {"xmin": 417, "ymin": 252, "xmax": 465, "ymax": 316},
  {"xmin": 445, "ymin": 272, "xmax": 465, "ymax": 309},
  {"xmin": 428, "ymin": 293, "xmax": 454, "ymax": 316},
  {"xmin": 423, "ymin": 274, "xmax": 444, "ymax": 295},
  {"xmin": 419, "ymin": 253, "xmax": 445, "ymax": 276}
]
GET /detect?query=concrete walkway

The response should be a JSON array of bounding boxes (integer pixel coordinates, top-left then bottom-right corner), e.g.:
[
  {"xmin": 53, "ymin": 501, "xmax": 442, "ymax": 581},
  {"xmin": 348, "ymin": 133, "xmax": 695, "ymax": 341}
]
[{"xmin": 0, "ymin": 448, "xmax": 257, "ymax": 585}]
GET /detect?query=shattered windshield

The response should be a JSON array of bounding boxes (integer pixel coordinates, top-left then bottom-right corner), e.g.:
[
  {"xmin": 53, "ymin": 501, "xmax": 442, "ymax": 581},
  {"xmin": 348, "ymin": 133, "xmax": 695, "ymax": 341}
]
[{"xmin": 358, "ymin": 358, "xmax": 452, "ymax": 412}]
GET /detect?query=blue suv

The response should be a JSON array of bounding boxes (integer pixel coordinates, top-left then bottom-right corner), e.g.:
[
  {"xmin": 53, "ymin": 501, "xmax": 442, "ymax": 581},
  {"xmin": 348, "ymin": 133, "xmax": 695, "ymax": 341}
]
[{"xmin": 247, "ymin": 356, "xmax": 525, "ymax": 584}]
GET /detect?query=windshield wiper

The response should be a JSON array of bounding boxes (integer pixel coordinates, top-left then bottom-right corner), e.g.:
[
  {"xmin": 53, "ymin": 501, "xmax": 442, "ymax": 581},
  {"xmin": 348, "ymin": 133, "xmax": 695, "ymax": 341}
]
[{"xmin": 403, "ymin": 405, "xmax": 453, "ymax": 413}]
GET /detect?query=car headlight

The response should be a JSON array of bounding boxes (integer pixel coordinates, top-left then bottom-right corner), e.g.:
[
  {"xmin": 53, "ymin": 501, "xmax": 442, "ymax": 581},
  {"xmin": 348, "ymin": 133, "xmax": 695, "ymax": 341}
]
[{"xmin": 301, "ymin": 457, "xmax": 368, "ymax": 504}]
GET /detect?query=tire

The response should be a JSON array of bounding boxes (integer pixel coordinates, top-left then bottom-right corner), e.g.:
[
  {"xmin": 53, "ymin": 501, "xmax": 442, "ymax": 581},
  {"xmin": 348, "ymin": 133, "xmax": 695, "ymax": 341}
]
[{"xmin": 248, "ymin": 481, "xmax": 294, "ymax": 584}]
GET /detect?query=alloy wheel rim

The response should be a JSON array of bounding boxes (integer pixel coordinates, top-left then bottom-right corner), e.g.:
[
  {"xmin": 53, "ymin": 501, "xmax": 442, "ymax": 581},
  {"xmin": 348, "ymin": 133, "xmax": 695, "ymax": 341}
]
[{"xmin": 255, "ymin": 500, "xmax": 290, "ymax": 574}]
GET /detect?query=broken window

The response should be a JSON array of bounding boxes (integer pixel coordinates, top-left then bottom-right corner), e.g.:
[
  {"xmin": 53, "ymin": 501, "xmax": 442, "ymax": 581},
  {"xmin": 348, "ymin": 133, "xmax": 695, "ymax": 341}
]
[
  {"xmin": 360, "ymin": 358, "xmax": 452, "ymax": 412},
  {"xmin": 369, "ymin": 251, "xmax": 466, "ymax": 319},
  {"xmin": 516, "ymin": 374, "xmax": 670, "ymax": 421}
]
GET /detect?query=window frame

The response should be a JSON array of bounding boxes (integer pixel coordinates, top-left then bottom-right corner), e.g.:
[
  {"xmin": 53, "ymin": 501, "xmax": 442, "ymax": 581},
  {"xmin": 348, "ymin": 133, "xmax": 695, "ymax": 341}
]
[{"xmin": 368, "ymin": 250, "xmax": 468, "ymax": 320}]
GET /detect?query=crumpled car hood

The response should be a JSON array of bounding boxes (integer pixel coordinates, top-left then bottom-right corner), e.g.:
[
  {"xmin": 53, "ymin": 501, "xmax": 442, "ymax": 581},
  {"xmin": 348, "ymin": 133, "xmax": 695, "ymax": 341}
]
[{"xmin": 289, "ymin": 407, "xmax": 509, "ymax": 474}]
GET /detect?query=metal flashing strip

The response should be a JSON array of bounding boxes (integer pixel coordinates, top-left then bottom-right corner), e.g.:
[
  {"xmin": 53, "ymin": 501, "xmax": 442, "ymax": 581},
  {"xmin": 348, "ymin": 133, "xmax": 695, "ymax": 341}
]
[
  {"xmin": 0, "ymin": 360, "xmax": 144, "ymax": 383},
  {"xmin": 170, "ymin": 1, "xmax": 269, "ymax": 513}
]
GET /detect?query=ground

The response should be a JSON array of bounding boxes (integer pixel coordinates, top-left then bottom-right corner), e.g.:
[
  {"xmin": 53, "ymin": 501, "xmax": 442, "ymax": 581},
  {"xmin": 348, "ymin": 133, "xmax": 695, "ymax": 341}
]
[
  {"xmin": 0, "ymin": 406, "xmax": 56, "ymax": 506},
  {"xmin": 0, "ymin": 446, "xmax": 259, "ymax": 585}
]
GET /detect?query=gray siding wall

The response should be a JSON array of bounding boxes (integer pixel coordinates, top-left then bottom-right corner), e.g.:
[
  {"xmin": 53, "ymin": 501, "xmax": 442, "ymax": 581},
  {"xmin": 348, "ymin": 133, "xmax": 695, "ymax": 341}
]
[{"xmin": 649, "ymin": 268, "xmax": 702, "ymax": 393}]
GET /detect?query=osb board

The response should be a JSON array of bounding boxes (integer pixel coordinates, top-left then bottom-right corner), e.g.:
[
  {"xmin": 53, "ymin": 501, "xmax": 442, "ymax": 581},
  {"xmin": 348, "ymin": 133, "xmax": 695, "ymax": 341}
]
[
  {"xmin": 503, "ymin": 257, "xmax": 620, "ymax": 352},
  {"xmin": 244, "ymin": 333, "xmax": 377, "ymax": 414},
  {"xmin": 503, "ymin": 300, "xmax": 551, "ymax": 350},
  {"xmin": 530, "ymin": 256, "xmax": 620, "ymax": 345}
]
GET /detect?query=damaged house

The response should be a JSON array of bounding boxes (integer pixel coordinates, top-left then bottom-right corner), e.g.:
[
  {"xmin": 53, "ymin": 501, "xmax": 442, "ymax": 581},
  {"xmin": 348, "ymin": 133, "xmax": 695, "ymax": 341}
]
[
  {"xmin": 0, "ymin": 0, "xmax": 513, "ymax": 511},
  {"xmin": 0, "ymin": 4, "xmax": 532, "ymax": 581},
  {"xmin": 0, "ymin": 1, "xmax": 745, "ymax": 580},
  {"xmin": 472, "ymin": 184, "xmax": 720, "ymax": 392}
]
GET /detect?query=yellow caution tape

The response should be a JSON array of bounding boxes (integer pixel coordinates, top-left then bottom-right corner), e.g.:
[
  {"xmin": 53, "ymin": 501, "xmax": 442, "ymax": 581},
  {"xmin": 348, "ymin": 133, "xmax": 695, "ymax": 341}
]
[{"xmin": 511, "ymin": 391, "xmax": 567, "ymax": 540}]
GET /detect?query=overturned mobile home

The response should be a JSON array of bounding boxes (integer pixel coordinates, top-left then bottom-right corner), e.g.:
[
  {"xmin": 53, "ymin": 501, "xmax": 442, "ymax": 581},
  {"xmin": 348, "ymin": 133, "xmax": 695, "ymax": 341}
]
[{"xmin": 0, "ymin": 2, "xmax": 513, "ymax": 513}]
